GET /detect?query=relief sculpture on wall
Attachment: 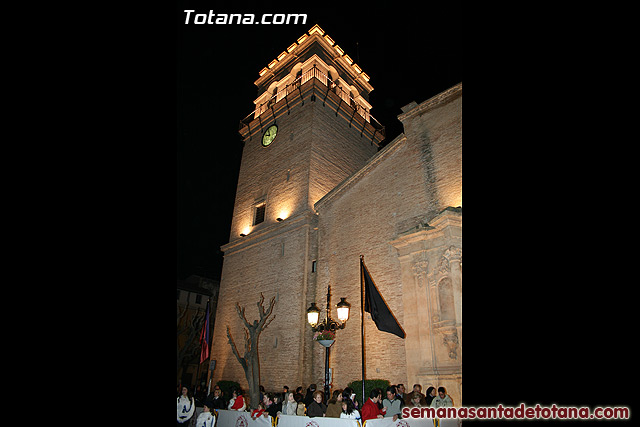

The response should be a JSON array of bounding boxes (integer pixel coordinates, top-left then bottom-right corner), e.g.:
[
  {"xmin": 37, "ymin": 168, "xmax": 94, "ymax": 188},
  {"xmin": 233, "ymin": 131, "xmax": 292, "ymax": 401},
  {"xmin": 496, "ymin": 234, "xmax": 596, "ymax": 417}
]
[{"xmin": 430, "ymin": 245, "xmax": 462, "ymax": 359}]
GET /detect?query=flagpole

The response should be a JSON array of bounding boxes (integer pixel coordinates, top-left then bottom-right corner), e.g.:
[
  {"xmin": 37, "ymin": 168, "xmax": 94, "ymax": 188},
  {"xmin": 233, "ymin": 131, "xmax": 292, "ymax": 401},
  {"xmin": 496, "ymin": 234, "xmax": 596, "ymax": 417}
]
[
  {"xmin": 206, "ymin": 298, "xmax": 212, "ymax": 395},
  {"xmin": 360, "ymin": 255, "xmax": 365, "ymax": 405},
  {"xmin": 197, "ymin": 299, "xmax": 210, "ymax": 392},
  {"xmin": 195, "ymin": 358, "xmax": 201, "ymax": 390}
]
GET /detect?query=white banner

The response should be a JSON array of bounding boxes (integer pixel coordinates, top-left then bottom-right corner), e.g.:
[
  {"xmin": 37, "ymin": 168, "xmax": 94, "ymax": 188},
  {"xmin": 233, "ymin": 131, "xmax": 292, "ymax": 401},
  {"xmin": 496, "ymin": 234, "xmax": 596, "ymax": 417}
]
[
  {"xmin": 215, "ymin": 410, "xmax": 458, "ymax": 427},
  {"xmin": 362, "ymin": 417, "xmax": 435, "ymax": 427},
  {"xmin": 277, "ymin": 414, "xmax": 361, "ymax": 427},
  {"xmin": 216, "ymin": 410, "xmax": 274, "ymax": 427},
  {"xmin": 362, "ymin": 416, "xmax": 460, "ymax": 427}
]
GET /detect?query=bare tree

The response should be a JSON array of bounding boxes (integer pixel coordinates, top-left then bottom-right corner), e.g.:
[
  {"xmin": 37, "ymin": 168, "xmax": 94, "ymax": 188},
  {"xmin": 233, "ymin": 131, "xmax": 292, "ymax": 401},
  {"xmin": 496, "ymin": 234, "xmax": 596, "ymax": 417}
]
[{"xmin": 226, "ymin": 293, "xmax": 276, "ymax": 409}]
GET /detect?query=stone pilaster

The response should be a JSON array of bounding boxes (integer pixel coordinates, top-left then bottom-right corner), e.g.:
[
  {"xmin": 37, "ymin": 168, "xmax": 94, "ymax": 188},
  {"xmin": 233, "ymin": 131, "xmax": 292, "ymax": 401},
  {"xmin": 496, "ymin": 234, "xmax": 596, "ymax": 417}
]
[{"xmin": 390, "ymin": 207, "xmax": 462, "ymax": 405}]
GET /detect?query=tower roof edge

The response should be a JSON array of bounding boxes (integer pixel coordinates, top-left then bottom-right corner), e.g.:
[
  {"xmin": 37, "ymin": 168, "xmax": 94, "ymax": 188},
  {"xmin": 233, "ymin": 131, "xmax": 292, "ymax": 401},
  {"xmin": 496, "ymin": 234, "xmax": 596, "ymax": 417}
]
[{"xmin": 253, "ymin": 24, "xmax": 373, "ymax": 93}]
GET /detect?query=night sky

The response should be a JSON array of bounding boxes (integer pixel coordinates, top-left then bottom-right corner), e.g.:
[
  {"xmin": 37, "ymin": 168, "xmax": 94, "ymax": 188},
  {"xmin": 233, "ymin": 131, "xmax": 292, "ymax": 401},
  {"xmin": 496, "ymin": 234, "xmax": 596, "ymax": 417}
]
[{"xmin": 177, "ymin": 1, "xmax": 462, "ymax": 280}]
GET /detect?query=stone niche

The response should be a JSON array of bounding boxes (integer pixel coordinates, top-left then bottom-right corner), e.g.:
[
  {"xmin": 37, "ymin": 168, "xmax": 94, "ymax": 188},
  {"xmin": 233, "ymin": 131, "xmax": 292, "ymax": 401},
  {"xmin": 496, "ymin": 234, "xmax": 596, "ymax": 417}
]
[{"xmin": 390, "ymin": 207, "xmax": 462, "ymax": 405}]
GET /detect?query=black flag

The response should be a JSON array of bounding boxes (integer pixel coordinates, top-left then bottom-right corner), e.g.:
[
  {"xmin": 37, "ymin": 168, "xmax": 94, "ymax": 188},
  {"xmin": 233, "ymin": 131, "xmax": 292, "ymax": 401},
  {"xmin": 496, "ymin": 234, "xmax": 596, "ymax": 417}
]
[{"xmin": 361, "ymin": 258, "xmax": 406, "ymax": 339}]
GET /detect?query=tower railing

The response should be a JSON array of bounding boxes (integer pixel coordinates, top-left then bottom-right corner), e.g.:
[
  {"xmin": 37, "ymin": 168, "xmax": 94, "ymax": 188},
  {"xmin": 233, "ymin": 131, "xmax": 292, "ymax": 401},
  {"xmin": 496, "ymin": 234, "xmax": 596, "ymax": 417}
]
[{"xmin": 239, "ymin": 65, "xmax": 384, "ymax": 132}]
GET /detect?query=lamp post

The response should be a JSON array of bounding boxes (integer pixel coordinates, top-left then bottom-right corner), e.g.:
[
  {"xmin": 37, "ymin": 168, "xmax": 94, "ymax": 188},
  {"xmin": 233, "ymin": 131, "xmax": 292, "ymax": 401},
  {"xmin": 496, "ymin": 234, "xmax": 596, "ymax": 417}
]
[{"xmin": 306, "ymin": 284, "xmax": 350, "ymax": 402}]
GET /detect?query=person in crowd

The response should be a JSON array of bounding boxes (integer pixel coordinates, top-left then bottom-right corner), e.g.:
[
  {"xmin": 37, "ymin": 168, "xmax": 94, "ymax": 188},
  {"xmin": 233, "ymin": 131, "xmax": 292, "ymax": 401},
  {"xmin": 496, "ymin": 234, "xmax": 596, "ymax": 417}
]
[
  {"xmin": 251, "ymin": 402, "xmax": 267, "ymax": 420},
  {"xmin": 259, "ymin": 385, "xmax": 265, "ymax": 404},
  {"xmin": 280, "ymin": 390, "xmax": 300, "ymax": 416},
  {"xmin": 396, "ymin": 384, "xmax": 406, "ymax": 403},
  {"xmin": 293, "ymin": 393, "xmax": 306, "ymax": 415},
  {"xmin": 196, "ymin": 401, "xmax": 216, "ymax": 427},
  {"xmin": 407, "ymin": 392, "xmax": 424, "ymax": 408},
  {"xmin": 424, "ymin": 386, "xmax": 436, "ymax": 407},
  {"xmin": 340, "ymin": 396, "xmax": 361, "ymax": 420},
  {"xmin": 407, "ymin": 391, "xmax": 426, "ymax": 407},
  {"xmin": 195, "ymin": 385, "xmax": 207, "ymax": 407},
  {"xmin": 343, "ymin": 387, "xmax": 359, "ymax": 409},
  {"xmin": 207, "ymin": 387, "xmax": 227, "ymax": 410},
  {"xmin": 360, "ymin": 388, "xmax": 385, "ymax": 421},
  {"xmin": 383, "ymin": 385, "xmax": 402, "ymax": 421},
  {"xmin": 430, "ymin": 387, "xmax": 453, "ymax": 408},
  {"xmin": 295, "ymin": 386, "xmax": 304, "ymax": 396},
  {"xmin": 307, "ymin": 390, "xmax": 327, "ymax": 417},
  {"xmin": 177, "ymin": 386, "xmax": 196, "ymax": 425},
  {"xmin": 304, "ymin": 384, "xmax": 317, "ymax": 407},
  {"xmin": 282, "ymin": 386, "xmax": 290, "ymax": 403},
  {"xmin": 325, "ymin": 389, "xmax": 343, "ymax": 417},
  {"xmin": 411, "ymin": 384, "xmax": 426, "ymax": 403},
  {"xmin": 228, "ymin": 387, "xmax": 246, "ymax": 411},
  {"xmin": 205, "ymin": 385, "xmax": 219, "ymax": 404},
  {"xmin": 404, "ymin": 384, "xmax": 429, "ymax": 406},
  {"xmin": 264, "ymin": 392, "xmax": 282, "ymax": 419}
]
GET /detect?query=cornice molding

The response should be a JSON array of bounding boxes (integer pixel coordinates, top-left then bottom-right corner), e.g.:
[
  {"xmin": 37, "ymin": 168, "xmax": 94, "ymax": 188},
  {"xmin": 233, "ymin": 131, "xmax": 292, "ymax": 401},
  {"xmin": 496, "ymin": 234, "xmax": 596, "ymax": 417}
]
[{"xmin": 398, "ymin": 83, "xmax": 462, "ymax": 123}]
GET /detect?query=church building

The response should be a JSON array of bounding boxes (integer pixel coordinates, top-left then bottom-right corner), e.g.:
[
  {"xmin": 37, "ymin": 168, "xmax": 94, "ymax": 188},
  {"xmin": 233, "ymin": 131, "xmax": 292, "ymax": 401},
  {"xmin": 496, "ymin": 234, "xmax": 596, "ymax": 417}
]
[{"xmin": 210, "ymin": 24, "xmax": 462, "ymax": 405}]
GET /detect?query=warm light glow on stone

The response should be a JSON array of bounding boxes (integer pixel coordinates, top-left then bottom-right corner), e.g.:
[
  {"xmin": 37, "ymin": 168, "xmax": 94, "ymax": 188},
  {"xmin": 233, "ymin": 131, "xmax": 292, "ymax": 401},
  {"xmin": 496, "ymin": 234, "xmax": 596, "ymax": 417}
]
[{"xmin": 278, "ymin": 210, "xmax": 289, "ymax": 221}]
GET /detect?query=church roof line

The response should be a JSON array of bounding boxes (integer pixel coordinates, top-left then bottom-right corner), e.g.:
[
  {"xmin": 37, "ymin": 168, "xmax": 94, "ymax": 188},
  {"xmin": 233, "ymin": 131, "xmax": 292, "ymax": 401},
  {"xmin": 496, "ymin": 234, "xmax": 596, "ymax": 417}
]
[
  {"xmin": 255, "ymin": 24, "xmax": 371, "ymax": 90},
  {"xmin": 398, "ymin": 82, "xmax": 462, "ymax": 122},
  {"xmin": 314, "ymin": 132, "xmax": 407, "ymax": 211},
  {"xmin": 314, "ymin": 83, "xmax": 462, "ymax": 212}
]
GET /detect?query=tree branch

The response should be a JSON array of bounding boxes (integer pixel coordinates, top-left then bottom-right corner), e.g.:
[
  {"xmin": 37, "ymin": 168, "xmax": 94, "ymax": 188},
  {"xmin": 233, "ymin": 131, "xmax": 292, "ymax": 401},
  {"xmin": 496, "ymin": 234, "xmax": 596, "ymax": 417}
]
[
  {"xmin": 226, "ymin": 326, "xmax": 247, "ymax": 371},
  {"xmin": 257, "ymin": 293, "xmax": 276, "ymax": 330},
  {"xmin": 243, "ymin": 328, "xmax": 250, "ymax": 355},
  {"xmin": 262, "ymin": 313, "xmax": 276, "ymax": 331},
  {"xmin": 236, "ymin": 303, "xmax": 252, "ymax": 329}
]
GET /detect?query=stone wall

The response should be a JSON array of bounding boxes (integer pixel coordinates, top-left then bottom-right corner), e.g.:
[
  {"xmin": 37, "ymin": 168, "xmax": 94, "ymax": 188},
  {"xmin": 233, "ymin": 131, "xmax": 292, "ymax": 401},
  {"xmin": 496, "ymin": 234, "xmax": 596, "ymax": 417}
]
[
  {"xmin": 313, "ymin": 84, "xmax": 462, "ymax": 403},
  {"xmin": 212, "ymin": 83, "xmax": 462, "ymax": 405}
]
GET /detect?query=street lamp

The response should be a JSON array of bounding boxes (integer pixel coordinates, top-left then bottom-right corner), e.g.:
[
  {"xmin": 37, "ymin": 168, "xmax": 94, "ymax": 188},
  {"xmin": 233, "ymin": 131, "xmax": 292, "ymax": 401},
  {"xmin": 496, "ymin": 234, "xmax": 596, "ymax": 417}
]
[
  {"xmin": 306, "ymin": 284, "xmax": 350, "ymax": 401},
  {"xmin": 307, "ymin": 303, "xmax": 320, "ymax": 327},
  {"xmin": 336, "ymin": 298, "xmax": 350, "ymax": 323}
]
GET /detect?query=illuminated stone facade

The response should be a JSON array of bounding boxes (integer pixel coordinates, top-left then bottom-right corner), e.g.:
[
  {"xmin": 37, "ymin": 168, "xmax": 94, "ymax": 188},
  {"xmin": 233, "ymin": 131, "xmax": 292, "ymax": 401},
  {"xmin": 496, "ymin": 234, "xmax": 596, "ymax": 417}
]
[{"xmin": 210, "ymin": 25, "xmax": 462, "ymax": 405}]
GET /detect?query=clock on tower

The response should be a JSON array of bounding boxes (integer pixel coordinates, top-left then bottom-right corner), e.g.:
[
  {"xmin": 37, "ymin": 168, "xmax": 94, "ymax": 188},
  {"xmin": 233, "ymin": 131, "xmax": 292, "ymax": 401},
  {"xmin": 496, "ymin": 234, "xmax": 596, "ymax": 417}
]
[{"xmin": 261, "ymin": 124, "xmax": 278, "ymax": 147}]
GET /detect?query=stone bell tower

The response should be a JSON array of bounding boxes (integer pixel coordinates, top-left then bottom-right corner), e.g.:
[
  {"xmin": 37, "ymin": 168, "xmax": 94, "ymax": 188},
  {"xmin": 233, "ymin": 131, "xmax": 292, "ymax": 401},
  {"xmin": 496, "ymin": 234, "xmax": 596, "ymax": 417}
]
[{"xmin": 211, "ymin": 24, "xmax": 385, "ymax": 391}]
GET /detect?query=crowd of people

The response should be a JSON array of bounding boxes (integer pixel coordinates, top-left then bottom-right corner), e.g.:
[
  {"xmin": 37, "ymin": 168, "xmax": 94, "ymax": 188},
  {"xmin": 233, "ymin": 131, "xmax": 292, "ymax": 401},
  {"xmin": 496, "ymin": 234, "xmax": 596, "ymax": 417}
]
[{"xmin": 177, "ymin": 382, "xmax": 454, "ymax": 425}]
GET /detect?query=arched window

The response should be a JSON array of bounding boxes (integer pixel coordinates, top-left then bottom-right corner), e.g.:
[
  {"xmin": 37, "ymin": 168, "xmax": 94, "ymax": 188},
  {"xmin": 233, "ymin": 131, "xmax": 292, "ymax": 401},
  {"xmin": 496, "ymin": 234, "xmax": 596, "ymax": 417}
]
[{"xmin": 291, "ymin": 63, "xmax": 303, "ymax": 88}]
